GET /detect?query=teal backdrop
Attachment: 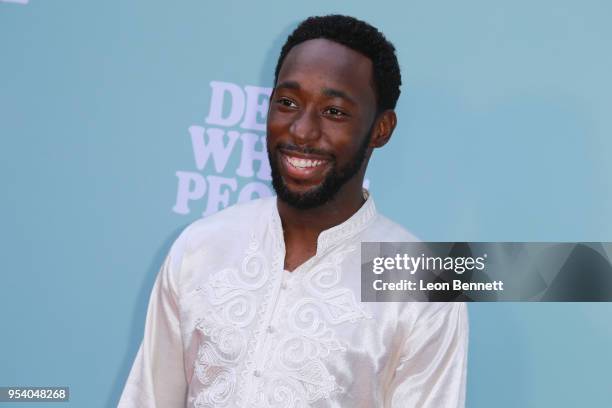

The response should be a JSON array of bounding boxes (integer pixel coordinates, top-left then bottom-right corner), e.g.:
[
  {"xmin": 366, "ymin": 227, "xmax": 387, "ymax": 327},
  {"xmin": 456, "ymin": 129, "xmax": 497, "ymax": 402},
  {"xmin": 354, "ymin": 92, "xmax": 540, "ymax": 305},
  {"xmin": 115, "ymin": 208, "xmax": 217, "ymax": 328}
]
[{"xmin": 1, "ymin": 1, "xmax": 611, "ymax": 407}]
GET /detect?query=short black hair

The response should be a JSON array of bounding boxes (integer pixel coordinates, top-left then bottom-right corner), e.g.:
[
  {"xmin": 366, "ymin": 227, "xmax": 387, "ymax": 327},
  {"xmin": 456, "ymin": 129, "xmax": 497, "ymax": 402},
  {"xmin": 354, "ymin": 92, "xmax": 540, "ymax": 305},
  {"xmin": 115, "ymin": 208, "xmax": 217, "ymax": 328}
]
[{"xmin": 274, "ymin": 15, "xmax": 402, "ymax": 112}]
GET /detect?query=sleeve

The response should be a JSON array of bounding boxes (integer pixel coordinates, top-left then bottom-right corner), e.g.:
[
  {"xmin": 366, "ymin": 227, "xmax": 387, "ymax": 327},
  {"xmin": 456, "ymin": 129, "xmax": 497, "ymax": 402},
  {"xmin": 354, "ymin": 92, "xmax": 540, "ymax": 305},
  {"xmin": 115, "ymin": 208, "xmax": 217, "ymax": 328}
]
[
  {"xmin": 118, "ymin": 251, "xmax": 188, "ymax": 408},
  {"xmin": 387, "ymin": 302, "xmax": 469, "ymax": 408}
]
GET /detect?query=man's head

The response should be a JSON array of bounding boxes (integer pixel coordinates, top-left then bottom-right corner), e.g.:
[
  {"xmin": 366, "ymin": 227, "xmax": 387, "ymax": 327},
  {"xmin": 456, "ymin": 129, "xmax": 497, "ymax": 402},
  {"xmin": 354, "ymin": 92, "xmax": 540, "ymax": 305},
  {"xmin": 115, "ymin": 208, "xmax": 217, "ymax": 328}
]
[{"xmin": 267, "ymin": 15, "xmax": 401, "ymax": 209}]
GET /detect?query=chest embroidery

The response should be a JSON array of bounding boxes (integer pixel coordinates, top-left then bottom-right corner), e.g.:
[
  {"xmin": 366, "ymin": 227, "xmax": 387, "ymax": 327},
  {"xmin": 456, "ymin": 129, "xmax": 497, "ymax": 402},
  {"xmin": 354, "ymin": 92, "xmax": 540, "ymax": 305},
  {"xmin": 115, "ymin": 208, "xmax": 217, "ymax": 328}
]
[
  {"xmin": 191, "ymin": 237, "xmax": 369, "ymax": 408},
  {"xmin": 192, "ymin": 235, "xmax": 270, "ymax": 407}
]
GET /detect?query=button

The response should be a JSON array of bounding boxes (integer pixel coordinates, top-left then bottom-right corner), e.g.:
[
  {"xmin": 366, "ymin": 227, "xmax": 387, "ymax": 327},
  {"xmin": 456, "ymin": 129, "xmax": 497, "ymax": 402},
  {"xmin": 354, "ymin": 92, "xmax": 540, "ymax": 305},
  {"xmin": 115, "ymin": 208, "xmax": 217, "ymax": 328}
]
[
  {"xmin": 266, "ymin": 325, "xmax": 275, "ymax": 334},
  {"xmin": 253, "ymin": 370, "xmax": 261, "ymax": 377},
  {"xmin": 281, "ymin": 282, "xmax": 288, "ymax": 290}
]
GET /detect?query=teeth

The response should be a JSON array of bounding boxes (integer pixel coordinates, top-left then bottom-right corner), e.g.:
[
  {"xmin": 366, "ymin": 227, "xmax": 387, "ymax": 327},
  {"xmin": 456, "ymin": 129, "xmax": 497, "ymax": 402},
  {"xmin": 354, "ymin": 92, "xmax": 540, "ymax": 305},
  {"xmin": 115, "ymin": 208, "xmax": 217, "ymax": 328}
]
[{"xmin": 286, "ymin": 155, "xmax": 324, "ymax": 168}]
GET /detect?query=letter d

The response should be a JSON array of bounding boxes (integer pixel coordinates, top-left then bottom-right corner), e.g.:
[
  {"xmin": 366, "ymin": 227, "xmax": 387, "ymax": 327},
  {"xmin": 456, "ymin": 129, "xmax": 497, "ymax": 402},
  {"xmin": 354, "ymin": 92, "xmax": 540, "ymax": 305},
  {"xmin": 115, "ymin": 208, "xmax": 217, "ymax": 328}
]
[{"xmin": 205, "ymin": 81, "xmax": 245, "ymax": 127}]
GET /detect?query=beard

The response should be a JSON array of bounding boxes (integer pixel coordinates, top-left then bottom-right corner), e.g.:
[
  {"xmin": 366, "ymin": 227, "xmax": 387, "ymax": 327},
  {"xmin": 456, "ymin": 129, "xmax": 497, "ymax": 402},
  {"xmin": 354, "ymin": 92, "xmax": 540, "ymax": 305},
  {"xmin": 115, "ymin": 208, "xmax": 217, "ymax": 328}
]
[{"xmin": 267, "ymin": 130, "xmax": 372, "ymax": 210}]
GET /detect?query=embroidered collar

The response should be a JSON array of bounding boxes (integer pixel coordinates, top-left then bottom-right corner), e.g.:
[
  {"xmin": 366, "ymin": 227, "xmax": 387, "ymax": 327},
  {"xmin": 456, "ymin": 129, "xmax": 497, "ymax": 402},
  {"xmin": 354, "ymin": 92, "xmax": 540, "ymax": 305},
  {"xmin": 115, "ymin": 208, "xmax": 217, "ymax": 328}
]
[{"xmin": 271, "ymin": 189, "xmax": 378, "ymax": 255}]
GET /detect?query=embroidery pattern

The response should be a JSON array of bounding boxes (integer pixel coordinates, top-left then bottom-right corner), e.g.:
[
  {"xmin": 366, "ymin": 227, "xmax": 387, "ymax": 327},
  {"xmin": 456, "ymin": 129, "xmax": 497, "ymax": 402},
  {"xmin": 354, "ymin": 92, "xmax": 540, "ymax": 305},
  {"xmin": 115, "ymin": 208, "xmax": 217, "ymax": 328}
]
[
  {"xmin": 193, "ymin": 233, "xmax": 271, "ymax": 407},
  {"xmin": 237, "ymin": 214, "xmax": 284, "ymax": 407},
  {"xmin": 192, "ymin": 315, "xmax": 244, "ymax": 407},
  {"xmin": 256, "ymin": 245, "xmax": 371, "ymax": 407}
]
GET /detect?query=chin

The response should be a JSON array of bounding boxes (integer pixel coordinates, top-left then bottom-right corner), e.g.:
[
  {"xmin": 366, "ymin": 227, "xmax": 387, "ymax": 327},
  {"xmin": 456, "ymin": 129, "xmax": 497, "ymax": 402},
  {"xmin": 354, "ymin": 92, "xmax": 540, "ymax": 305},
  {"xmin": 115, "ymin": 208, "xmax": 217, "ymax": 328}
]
[{"xmin": 274, "ymin": 180, "xmax": 334, "ymax": 210}]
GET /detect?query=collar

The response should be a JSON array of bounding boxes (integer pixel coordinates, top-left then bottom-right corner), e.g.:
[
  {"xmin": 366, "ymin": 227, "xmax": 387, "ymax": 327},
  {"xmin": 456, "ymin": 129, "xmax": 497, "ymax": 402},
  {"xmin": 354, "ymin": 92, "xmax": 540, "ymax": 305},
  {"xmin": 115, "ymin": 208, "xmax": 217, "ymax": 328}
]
[{"xmin": 270, "ymin": 189, "xmax": 378, "ymax": 255}]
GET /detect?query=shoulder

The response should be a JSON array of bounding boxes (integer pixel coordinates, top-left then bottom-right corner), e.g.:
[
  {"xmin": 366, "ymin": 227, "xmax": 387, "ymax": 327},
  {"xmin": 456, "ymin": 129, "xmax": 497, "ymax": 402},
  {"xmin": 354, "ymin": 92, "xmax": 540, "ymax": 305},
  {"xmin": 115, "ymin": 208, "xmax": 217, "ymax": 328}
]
[
  {"xmin": 412, "ymin": 302, "xmax": 468, "ymax": 324},
  {"xmin": 166, "ymin": 196, "xmax": 275, "ymax": 270},
  {"xmin": 391, "ymin": 302, "xmax": 468, "ymax": 338},
  {"xmin": 184, "ymin": 196, "xmax": 272, "ymax": 235}
]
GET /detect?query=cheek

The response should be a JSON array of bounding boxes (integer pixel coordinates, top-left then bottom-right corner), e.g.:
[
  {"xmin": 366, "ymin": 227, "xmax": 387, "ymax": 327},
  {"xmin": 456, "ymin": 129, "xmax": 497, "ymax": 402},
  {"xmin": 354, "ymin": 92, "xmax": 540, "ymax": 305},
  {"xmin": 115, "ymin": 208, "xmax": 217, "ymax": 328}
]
[
  {"xmin": 266, "ymin": 111, "xmax": 292, "ymax": 137},
  {"xmin": 320, "ymin": 122, "xmax": 367, "ymax": 151}
]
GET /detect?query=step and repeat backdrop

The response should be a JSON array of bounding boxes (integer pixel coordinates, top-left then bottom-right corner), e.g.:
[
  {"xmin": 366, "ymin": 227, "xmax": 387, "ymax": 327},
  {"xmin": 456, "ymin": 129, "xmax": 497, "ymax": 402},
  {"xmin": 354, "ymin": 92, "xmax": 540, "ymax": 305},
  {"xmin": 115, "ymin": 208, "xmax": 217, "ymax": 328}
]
[{"xmin": 2, "ymin": 1, "xmax": 612, "ymax": 407}]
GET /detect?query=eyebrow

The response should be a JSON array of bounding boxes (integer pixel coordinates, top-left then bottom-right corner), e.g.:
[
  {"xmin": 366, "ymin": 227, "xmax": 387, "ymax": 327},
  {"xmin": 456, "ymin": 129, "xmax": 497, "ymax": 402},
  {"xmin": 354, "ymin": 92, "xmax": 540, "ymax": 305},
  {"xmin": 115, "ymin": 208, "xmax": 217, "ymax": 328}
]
[
  {"xmin": 275, "ymin": 81, "xmax": 300, "ymax": 91},
  {"xmin": 322, "ymin": 87, "xmax": 356, "ymax": 105},
  {"xmin": 275, "ymin": 81, "xmax": 356, "ymax": 105}
]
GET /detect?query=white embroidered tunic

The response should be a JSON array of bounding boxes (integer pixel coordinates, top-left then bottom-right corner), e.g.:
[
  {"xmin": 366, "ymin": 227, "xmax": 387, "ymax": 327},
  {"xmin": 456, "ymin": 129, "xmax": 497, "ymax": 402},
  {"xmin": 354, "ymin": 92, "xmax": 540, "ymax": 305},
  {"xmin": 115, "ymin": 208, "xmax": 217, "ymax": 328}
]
[{"xmin": 118, "ymin": 194, "xmax": 468, "ymax": 408}]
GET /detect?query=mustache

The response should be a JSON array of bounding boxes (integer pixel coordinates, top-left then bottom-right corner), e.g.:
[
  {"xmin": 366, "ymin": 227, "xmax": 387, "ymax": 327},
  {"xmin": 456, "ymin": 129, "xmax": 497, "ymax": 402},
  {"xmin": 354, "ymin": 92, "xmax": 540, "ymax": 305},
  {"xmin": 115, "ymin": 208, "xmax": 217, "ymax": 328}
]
[{"xmin": 275, "ymin": 142, "xmax": 334, "ymax": 159}]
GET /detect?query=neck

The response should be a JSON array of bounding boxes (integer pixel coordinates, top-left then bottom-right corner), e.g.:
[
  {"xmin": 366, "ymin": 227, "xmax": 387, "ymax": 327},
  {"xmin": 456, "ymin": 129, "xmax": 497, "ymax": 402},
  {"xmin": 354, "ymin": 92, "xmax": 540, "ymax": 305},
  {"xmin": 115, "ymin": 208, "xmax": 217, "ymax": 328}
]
[{"xmin": 277, "ymin": 177, "xmax": 366, "ymax": 244}]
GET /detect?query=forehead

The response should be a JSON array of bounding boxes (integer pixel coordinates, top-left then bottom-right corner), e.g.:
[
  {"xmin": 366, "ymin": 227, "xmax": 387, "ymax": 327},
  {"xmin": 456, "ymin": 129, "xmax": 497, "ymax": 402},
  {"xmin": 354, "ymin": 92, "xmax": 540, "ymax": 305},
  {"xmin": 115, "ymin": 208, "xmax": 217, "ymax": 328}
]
[{"xmin": 276, "ymin": 39, "xmax": 376, "ymax": 104}]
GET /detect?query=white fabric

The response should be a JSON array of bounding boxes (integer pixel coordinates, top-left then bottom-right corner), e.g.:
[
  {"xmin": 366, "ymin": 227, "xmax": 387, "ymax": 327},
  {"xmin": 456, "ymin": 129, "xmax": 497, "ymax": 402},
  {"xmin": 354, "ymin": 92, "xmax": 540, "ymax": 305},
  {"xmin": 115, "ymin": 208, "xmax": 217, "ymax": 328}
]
[{"xmin": 118, "ymin": 194, "xmax": 469, "ymax": 408}]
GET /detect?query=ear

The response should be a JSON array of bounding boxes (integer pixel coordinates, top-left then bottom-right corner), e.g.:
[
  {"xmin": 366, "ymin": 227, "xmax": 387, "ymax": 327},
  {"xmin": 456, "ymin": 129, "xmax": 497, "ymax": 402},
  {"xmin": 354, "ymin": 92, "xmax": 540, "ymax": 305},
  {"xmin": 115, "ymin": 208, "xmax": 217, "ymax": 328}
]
[{"xmin": 369, "ymin": 110, "xmax": 397, "ymax": 148}]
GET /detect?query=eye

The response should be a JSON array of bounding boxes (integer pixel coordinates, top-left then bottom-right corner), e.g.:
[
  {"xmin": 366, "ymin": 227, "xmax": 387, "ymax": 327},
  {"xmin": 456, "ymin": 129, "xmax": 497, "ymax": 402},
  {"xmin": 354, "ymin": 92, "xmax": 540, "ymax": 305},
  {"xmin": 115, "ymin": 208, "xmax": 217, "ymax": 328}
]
[
  {"xmin": 324, "ymin": 107, "xmax": 348, "ymax": 117},
  {"xmin": 275, "ymin": 97, "xmax": 298, "ymax": 108}
]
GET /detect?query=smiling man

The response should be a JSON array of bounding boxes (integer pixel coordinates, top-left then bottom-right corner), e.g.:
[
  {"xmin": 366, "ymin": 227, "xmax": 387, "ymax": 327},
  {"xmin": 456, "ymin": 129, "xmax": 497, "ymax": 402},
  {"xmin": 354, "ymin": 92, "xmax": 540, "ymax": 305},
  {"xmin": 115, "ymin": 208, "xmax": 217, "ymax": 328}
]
[{"xmin": 119, "ymin": 15, "xmax": 468, "ymax": 408}]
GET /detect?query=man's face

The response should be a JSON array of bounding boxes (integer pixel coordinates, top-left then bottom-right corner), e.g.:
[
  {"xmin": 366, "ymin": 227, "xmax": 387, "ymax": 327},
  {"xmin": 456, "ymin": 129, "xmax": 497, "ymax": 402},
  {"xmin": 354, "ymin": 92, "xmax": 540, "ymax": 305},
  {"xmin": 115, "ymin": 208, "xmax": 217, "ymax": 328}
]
[{"xmin": 266, "ymin": 38, "xmax": 379, "ymax": 209}]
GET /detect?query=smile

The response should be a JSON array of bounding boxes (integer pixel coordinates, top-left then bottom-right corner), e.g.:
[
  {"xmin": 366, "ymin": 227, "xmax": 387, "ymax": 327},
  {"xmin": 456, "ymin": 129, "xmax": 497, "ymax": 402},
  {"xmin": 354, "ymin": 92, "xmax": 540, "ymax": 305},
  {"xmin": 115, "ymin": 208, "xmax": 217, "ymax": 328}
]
[
  {"xmin": 285, "ymin": 156, "xmax": 326, "ymax": 168},
  {"xmin": 279, "ymin": 151, "xmax": 331, "ymax": 182}
]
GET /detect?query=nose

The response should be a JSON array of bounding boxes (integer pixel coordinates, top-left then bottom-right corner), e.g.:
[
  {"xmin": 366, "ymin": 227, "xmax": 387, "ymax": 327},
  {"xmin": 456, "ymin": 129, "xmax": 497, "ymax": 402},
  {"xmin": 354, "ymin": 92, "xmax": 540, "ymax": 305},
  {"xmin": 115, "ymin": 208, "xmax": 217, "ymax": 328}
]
[{"xmin": 289, "ymin": 108, "xmax": 321, "ymax": 144}]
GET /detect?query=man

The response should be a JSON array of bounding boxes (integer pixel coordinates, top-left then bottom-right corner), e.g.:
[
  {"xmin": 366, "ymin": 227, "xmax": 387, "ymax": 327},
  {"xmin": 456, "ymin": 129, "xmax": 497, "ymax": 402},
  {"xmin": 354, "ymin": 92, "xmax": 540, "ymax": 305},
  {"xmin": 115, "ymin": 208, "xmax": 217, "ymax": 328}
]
[{"xmin": 119, "ymin": 15, "xmax": 468, "ymax": 408}]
